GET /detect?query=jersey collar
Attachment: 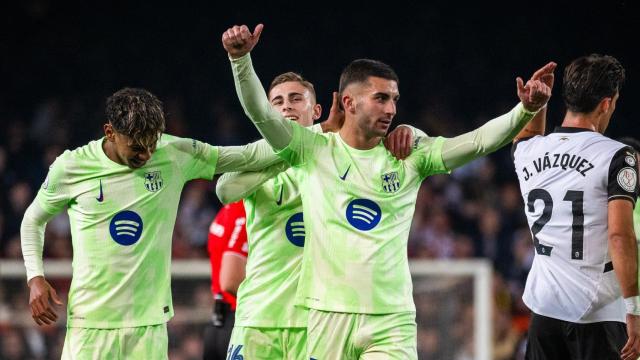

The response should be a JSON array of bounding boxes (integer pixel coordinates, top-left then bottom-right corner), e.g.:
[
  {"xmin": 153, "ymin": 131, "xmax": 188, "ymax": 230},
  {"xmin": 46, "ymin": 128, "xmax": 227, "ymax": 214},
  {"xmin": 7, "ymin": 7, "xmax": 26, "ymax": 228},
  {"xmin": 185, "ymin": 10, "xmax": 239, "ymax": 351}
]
[{"xmin": 553, "ymin": 126, "xmax": 596, "ymax": 133}]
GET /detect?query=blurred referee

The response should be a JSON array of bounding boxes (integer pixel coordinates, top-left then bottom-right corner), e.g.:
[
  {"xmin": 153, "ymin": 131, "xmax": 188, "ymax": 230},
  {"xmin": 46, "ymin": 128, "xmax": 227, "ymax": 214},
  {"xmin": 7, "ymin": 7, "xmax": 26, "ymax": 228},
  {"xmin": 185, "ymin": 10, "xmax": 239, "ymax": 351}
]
[{"xmin": 204, "ymin": 201, "xmax": 248, "ymax": 360}]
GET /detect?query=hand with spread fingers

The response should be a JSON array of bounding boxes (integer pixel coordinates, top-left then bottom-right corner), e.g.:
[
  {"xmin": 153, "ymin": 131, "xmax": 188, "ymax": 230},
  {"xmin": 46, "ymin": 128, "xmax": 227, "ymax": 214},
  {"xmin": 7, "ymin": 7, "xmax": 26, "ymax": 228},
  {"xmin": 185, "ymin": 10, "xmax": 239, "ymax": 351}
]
[
  {"xmin": 28, "ymin": 276, "xmax": 64, "ymax": 326},
  {"xmin": 222, "ymin": 24, "xmax": 264, "ymax": 59},
  {"xmin": 517, "ymin": 61, "xmax": 556, "ymax": 112}
]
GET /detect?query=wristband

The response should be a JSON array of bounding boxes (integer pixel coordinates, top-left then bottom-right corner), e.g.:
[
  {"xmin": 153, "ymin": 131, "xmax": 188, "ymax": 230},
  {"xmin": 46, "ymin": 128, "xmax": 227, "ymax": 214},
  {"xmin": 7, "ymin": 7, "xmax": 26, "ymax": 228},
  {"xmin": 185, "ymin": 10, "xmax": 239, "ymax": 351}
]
[{"xmin": 624, "ymin": 296, "xmax": 640, "ymax": 315}]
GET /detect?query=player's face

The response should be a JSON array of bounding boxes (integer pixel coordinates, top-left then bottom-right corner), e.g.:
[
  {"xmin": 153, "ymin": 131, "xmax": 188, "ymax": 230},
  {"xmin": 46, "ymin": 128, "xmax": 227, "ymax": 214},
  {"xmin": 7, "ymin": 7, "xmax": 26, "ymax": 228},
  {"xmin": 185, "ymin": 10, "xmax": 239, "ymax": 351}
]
[
  {"xmin": 350, "ymin": 77, "xmax": 399, "ymax": 137},
  {"xmin": 104, "ymin": 124, "xmax": 156, "ymax": 169},
  {"xmin": 269, "ymin": 81, "xmax": 321, "ymax": 127}
]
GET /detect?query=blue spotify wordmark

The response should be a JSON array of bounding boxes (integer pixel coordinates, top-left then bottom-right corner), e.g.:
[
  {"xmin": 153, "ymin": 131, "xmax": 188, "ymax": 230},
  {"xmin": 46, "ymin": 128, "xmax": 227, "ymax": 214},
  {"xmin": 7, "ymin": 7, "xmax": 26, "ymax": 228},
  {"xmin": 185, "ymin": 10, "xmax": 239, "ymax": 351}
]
[
  {"xmin": 346, "ymin": 199, "xmax": 382, "ymax": 231},
  {"xmin": 285, "ymin": 212, "xmax": 305, "ymax": 247},
  {"xmin": 109, "ymin": 210, "xmax": 143, "ymax": 246}
]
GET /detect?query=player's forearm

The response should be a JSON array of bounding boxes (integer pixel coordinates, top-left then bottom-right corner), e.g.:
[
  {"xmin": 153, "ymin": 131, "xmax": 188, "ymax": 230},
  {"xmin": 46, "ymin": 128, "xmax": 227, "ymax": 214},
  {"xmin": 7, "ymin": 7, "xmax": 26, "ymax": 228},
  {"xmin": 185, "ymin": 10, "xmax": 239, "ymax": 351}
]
[
  {"xmin": 230, "ymin": 53, "xmax": 293, "ymax": 150},
  {"xmin": 513, "ymin": 105, "xmax": 547, "ymax": 142},
  {"xmin": 441, "ymin": 103, "xmax": 538, "ymax": 170},
  {"xmin": 610, "ymin": 233, "xmax": 639, "ymax": 298},
  {"xmin": 216, "ymin": 161, "xmax": 289, "ymax": 204},
  {"xmin": 215, "ymin": 140, "xmax": 282, "ymax": 174},
  {"xmin": 20, "ymin": 201, "xmax": 56, "ymax": 282}
]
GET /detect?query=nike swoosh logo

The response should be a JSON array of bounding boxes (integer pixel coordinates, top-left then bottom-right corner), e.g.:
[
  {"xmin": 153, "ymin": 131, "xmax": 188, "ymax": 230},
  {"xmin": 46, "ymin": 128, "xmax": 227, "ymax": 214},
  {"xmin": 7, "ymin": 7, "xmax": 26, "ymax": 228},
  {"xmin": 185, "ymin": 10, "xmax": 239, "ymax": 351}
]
[
  {"xmin": 96, "ymin": 179, "xmax": 104, "ymax": 202},
  {"xmin": 275, "ymin": 185, "xmax": 284, "ymax": 206},
  {"xmin": 339, "ymin": 165, "xmax": 351, "ymax": 181}
]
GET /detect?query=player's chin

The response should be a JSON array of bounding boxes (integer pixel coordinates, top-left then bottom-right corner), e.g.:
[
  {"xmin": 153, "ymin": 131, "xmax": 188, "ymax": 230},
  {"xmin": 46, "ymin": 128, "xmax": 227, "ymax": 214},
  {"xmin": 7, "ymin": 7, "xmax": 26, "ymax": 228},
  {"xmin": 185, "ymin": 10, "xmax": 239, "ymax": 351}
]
[
  {"xmin": 128, "ymin": 160, "xmax": 146, "ymax": 169},
  {"xmin": 375, "ymin": 122, "xmax": 391, "ymax": 135}
]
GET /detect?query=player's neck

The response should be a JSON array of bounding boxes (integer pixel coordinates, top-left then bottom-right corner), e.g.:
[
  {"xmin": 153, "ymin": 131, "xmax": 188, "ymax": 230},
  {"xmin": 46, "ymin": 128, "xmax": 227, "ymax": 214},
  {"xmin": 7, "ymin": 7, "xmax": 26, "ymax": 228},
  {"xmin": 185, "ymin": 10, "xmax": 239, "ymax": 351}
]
[
  {"xmin": 102, "ymin": 138, "xmax": 125, "ymax": 165},
  {"xmin": 338, "ymin": 121, "xmax": 382, "ymax": 150},
  {"xmin": 561, "ymin": 111, "xmax": 599, "ymax": 132}
]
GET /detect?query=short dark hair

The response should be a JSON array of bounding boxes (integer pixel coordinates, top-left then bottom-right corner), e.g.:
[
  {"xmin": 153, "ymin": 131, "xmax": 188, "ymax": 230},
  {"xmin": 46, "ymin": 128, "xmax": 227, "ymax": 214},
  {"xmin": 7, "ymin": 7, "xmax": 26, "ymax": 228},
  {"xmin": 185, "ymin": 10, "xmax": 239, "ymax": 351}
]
[
  {"xmin": 562, "ymin": 54, "xmax": 625, "ymax": 113},
  {"xmin": 338, "ymin": 59, "xmax": 399, "ymax": 94},
  {"xmin": 268, "ymin": 72, "xmax": 316, "ymax": 102},
  {"xmin": 106, "ymin": 88, "xmax": 166, "ymax": 148},
  {"xmin": 618, "ymin": 137, "xmax": 640, "ymax": 153}
]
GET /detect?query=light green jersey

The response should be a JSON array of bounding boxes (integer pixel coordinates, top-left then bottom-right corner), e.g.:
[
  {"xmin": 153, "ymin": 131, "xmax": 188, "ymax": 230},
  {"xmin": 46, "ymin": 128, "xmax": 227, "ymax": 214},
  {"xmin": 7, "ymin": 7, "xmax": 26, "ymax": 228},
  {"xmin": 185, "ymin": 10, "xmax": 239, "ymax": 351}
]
[
  {"xmin": 277, "ymin": 122, "xmax": 448, "ymax": 314},
  {"xmin": 236, "ymin": 125, "xmax": 321, "ymax": 328},
  {"xmin": 37, "ymin": 134, "xmax": 218, "ymax": 328},
  {"xmin": 635, "ymin": 201, "xmax": 640, "ymax": 245}
]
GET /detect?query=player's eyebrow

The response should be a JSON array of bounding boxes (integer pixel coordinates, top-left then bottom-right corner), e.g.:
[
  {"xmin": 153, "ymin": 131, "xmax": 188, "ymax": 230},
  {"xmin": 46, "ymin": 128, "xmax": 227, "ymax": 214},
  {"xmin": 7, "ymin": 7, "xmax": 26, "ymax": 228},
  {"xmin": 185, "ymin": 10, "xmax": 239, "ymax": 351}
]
[{"xmin": 270, "ymin": 95, "xmax": 284, "ymax": 103}]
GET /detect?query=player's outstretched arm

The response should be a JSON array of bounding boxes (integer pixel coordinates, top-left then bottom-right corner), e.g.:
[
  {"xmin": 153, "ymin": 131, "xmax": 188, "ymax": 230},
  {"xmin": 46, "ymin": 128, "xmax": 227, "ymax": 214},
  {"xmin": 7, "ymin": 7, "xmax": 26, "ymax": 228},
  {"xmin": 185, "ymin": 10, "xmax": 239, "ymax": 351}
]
[
  {"xmin": 21, "ymin": 201, "xmax": 64, "ymax": 326},
  {"xmin": 216, "ymin": 161, "xmax": 289, "ymax": 204},
  {"xmin": 214, "ymin": 139, "xmax": 284, "ymax": 174},
  {"xmin": 440, "ymin": 62, "xmax": 555, "ymax": 170},
  {"xmin": 223, "ymin": 24, "xmax": 294, "ymax": 151}
]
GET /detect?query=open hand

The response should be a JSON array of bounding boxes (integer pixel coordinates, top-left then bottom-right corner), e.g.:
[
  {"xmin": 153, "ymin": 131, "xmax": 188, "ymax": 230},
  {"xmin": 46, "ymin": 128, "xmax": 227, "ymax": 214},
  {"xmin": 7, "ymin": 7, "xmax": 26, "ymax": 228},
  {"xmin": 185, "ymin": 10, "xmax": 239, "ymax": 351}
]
[
  {"xmin": 222, "ymin": 24, "xmax": 264, "ymax": 59},
  {"xmin": 28, "ymin": 276, "xmax": 63, "ymax": 326}
]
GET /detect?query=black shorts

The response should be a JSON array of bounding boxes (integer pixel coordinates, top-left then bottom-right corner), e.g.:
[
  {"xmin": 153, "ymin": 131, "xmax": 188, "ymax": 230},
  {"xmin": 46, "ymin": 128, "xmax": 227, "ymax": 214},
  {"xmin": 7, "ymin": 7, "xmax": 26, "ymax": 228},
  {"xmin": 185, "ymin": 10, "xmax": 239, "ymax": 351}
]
[
  {"xmin": 202, "ymin": 302, "xmax": 235, "ymax": 360},
  {"xmin": 526, "ymin": 312, "xmax": 628, "ymax": 360}
]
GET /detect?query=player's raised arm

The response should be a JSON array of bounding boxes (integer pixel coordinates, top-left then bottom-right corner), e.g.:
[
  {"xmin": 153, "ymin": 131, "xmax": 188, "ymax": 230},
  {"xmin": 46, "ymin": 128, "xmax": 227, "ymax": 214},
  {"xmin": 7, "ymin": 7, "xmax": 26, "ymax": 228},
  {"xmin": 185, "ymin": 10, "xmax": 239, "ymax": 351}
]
[
  {"xmin": 223, "ymin": 24, "xmax": 294, "ymax": 151},
  {"xmin": 440, "ymin": 62, "xmax": 555, "ymax": 170}
]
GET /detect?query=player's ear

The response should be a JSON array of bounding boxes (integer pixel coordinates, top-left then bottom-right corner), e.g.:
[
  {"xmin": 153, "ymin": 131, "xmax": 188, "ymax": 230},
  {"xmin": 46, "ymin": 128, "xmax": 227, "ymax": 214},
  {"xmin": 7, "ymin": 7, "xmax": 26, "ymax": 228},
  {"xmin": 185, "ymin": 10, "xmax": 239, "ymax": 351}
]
[
  {"xmin": 312, "ymin": 104, "xmax": 322, "ymax": 121},
  {"xmin": 599, "ymin": 97, "xmax": 613, "ymax": 114},
  {"xmin": 342, "ymin": 93, "xmax": 356, "ymax": 114},
  {"xmin": 104, "ymin": 123, "xmax": 116, "ymax": 142}
]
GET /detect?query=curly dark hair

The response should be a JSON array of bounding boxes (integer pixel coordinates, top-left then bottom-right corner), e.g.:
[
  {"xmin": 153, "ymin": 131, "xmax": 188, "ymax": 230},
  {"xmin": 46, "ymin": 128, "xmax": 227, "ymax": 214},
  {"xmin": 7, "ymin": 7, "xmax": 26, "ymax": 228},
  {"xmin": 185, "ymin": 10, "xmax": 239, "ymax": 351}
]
[
  {"xmin": 562, "ymin": 54, "xmax": 625, "ymax": 113},
  {"xmin": 105, "ymin": 88, "xmax": 166, "ymax": 148}
]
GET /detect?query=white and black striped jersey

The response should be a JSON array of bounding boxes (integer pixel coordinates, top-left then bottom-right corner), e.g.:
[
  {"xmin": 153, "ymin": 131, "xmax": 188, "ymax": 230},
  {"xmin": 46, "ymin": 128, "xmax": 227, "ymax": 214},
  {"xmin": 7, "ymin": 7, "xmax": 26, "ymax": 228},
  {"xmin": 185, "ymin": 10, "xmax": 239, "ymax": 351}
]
[{"xmin": 512, "ymin": 127, "xmax": 640, "ymax": 323}]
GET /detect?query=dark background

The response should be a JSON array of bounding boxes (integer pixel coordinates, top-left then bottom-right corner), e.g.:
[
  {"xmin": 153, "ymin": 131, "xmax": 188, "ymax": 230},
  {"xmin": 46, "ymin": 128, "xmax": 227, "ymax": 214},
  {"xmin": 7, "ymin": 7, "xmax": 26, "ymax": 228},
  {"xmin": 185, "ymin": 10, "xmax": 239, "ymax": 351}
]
[{"xmin": 2, "ymin": 0, "xmax": 637, "ymax": 144}]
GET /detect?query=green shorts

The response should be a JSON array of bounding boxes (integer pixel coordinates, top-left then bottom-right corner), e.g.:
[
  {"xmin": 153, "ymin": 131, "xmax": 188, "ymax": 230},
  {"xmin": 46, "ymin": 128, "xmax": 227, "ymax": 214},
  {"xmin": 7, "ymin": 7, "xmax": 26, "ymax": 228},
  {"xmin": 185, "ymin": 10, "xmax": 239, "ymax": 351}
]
[
  {"xmin": 228, "ymin": 326, "xmax": 307, "ymax": 360},
  {"xmin": 307, "ymin": 309, "xmax": 417, "ymax": 360},
  {"xmin": 61, "ymin": 324, "xmax": 168, "ymax": 360}
]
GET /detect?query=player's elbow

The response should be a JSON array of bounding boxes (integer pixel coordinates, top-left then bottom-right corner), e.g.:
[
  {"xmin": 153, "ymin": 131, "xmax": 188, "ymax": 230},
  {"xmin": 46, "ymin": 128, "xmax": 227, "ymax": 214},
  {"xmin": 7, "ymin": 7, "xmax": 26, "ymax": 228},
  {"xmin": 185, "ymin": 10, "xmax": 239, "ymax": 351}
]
[
  {"xmin": 608, "ymin": 232, "xmax": 635, "ymax": 252},
  {"xmin": 220, "ymin": 278, "xmax": 240, "ymax": 296},
  {"xmin": 215, "ymin": 180, "xmax": 238, "ymax": 205}
]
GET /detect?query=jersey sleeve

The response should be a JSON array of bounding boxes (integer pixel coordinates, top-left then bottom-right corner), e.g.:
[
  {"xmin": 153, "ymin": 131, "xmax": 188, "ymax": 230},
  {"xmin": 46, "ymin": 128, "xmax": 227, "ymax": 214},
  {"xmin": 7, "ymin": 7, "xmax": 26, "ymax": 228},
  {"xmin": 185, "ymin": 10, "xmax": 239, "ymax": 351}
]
[
  {"xmin": 174, "ymin": 137, "xmax": 220, "ymax": 181},
  {"xmin": 276, "ymin": 121, "xmax": 324, "ymax": 167},
  {"xmin": 408, "ymin": 134, "xmax": 450, "ymax": 180},
  {"xmin": 608, "ymin": 146, "xmax": 639, "ymax": 204},
  {"xmin": 37, "ymin": 153, "xmax": 71, "ymax": 214}
]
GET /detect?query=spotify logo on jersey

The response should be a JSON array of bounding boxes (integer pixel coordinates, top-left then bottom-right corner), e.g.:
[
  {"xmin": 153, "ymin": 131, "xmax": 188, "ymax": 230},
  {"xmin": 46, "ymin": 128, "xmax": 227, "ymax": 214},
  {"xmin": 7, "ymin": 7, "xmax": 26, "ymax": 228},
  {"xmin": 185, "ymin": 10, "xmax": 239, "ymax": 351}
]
[
  {"xmin": 109, "ymin": 210, "xmax": 143, "ymax": 246},
  {"xmin": 346, "ymin": 199, "xmax": 382, "ymax": 231},
  {"xmin": 285, "ymin": 212, "xmax": 305, "ymax": 247}
]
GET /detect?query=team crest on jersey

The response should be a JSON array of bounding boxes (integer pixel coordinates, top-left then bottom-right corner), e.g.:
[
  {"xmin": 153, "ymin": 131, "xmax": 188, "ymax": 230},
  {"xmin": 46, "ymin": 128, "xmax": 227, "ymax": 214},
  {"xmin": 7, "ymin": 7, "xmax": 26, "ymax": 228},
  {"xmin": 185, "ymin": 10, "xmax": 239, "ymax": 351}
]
[
  {"xmin": 381, "ymin": 171, "xmax": 400, "ymax": 193},
  {"xmin": 144, "ymin": 171, "xmax": 163, "ymax": 192},
  {"xmin": 617, "ymin": 167, "xmax": 637, "ymax": 192}
]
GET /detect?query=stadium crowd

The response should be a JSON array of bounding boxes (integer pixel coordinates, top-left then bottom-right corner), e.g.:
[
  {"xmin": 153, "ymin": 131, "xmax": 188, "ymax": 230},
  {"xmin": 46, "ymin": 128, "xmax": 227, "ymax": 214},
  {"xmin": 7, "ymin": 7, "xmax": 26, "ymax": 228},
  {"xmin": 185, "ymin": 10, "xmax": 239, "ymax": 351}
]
[{"xmin": 2, "ymin": 92, "xmax": 536, "ymax": 359}]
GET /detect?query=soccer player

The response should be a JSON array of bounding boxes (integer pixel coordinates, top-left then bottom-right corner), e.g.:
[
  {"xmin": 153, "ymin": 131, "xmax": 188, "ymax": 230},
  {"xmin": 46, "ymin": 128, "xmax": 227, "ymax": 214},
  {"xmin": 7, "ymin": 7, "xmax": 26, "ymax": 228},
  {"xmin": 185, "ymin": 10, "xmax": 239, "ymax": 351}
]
[
  {"xmin": 216, "ymin": 71, "xmax": 421, "ymax": 359},
  {"xmin": 222, "ymin": 24, "xmax": 553, "ymax": 359},
  {"xmin": 19, "ymin": 87, "xmax": 287, "ymax": 359},
  {"xmin": 204, "ymin": 200, "xmax": 248, "ymax": 360},
  {"xmin": 511, "ymin": 54, "xmax": 640, "ymax": 360}
]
